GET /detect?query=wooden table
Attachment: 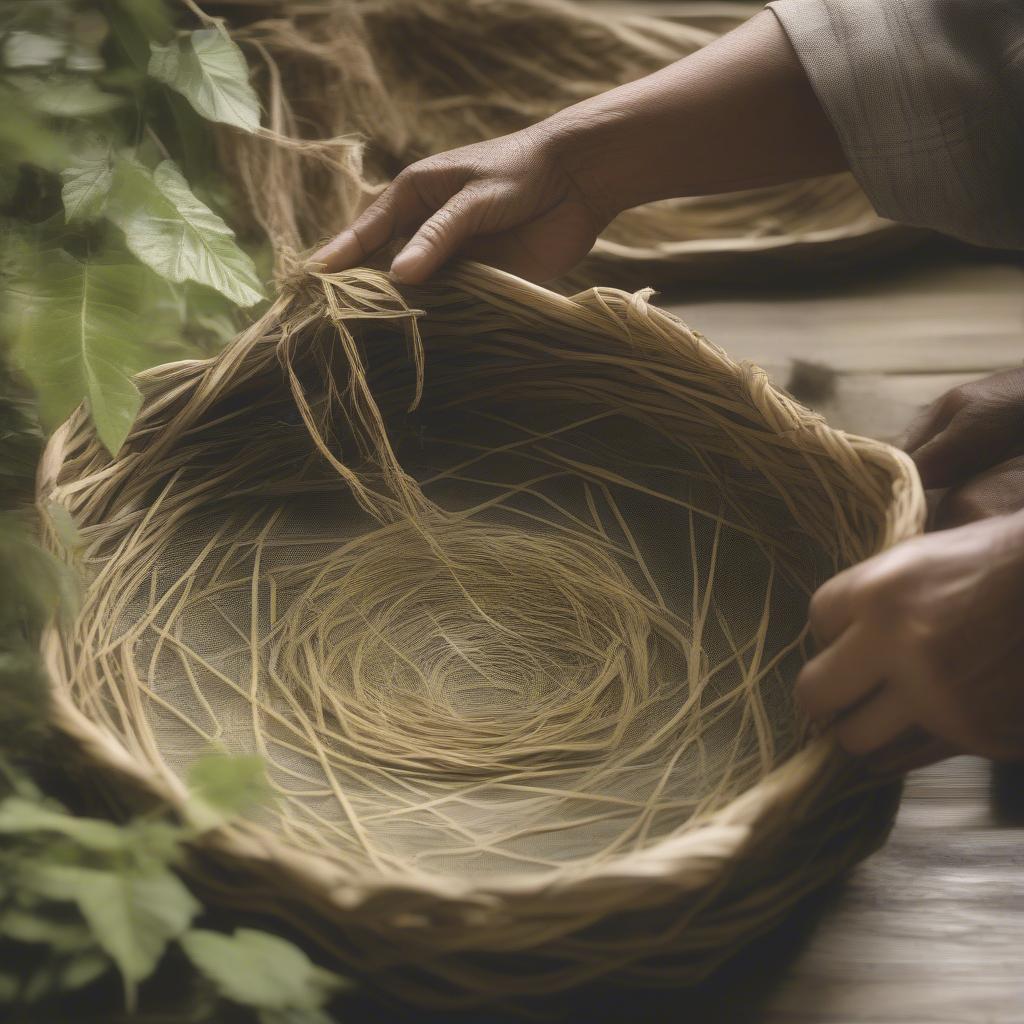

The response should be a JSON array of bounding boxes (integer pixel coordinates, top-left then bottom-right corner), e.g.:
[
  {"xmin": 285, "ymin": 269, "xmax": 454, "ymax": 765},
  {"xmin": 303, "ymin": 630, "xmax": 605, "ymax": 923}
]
[{"xmin": 649, "ymin": 253, "xmax": 1024, "ymax": 1024}]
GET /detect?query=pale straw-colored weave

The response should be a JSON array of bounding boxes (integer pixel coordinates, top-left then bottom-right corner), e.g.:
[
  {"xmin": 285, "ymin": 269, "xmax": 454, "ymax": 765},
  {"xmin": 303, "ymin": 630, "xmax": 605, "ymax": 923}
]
[{"xmin": 39, "ymin": 263, "xmax": 924, "ymax": 1008}]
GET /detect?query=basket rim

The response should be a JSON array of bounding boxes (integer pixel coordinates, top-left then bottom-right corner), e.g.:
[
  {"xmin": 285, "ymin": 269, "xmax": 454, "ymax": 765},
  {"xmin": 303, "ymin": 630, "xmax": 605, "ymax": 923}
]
[{"xmin": 37, "ymin": 260, "xmax": 925, "ymax": 915}]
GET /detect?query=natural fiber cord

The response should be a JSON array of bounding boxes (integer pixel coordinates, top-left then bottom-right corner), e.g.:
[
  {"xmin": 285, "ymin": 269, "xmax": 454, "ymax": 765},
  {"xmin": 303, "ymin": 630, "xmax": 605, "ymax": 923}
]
[
  {"xmin": 39, "ymin": 264, "xmax": 924, "ymax": 1007},
  {"xmin": 203, "ymin": 0, "xmax": 922, "ymax": 287}
]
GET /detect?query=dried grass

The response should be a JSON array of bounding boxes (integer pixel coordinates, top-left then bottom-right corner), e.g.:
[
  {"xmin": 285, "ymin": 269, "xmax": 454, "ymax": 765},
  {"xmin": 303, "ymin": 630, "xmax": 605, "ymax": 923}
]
[{"xmin": 39, "ymin": 263, "xmax": 923, "ymax": 1006}]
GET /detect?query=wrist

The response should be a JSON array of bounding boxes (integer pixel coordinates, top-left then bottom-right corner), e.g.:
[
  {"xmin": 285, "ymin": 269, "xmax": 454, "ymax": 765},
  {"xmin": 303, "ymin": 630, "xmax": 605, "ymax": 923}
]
[
  {"xmin": 534, "ymin": 10, "xmax": 847, "ymax": 220},
  {"xmin": 541, "ymin": 102, "xmax": 667, "ymax": 222}
]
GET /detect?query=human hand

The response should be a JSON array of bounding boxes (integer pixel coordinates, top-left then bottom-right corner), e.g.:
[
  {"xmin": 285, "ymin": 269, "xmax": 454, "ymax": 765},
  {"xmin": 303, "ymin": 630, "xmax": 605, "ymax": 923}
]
[
  {"xmin": 309, "ymin": 124, "xmax": 611, "ymax": 285},
  {"xmin": 309, "ymin": 11, "xmax": 846, "ymax": 285},
  {"xmin": 795, "ymin": 511, "xmax": 1024, "ymax": 771},
  {"xmin": 903, "ymin": 366, "xmax": 1024, "ymax": 528}
]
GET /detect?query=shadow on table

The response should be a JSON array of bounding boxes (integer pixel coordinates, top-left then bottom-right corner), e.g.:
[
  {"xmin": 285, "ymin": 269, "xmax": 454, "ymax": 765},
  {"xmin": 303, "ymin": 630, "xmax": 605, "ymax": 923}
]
[{"xmin": 992, "ymin": 760, "xmax": 1024, "ymax": 826}]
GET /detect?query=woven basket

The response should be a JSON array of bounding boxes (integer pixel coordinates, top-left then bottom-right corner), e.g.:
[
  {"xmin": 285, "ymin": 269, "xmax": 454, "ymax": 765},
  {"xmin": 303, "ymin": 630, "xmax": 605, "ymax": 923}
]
[
  {"xmin": 39, "ymin": 264, "xmax": 923, "ymax": 1009},
  {"xmin": 212, "ymin": 0, "xmax": 924, "ymax": 289}
]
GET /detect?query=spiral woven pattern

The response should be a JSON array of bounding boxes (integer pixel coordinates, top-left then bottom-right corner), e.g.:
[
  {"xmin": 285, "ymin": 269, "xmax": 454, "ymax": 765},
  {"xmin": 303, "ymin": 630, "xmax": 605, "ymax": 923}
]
[{"xmin": 39, "ymin": 264, "xmax": 923, "ymax": 1008}]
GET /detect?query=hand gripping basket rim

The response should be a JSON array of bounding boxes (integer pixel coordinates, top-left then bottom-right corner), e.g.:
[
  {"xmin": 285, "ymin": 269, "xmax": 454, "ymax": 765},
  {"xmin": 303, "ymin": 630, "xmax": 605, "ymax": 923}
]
[{"xmin": 36, "ymin": 261, "xmax": 925, "ymax": 1004}]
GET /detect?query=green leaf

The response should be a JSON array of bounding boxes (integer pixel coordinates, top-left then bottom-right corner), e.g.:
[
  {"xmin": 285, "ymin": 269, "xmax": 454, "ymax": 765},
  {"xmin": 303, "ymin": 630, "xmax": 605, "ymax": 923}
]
[
  {"xmin": 10, "ymin": 250, "xmax": 152, "ymax": 452},
  {"xmin": 25, "ymin": 864, "xmax": 200, "ymax": 1004},
  {"xmin": 0, "ymin": 95, "xmax": 68, "ymax": 169},
  {"xmin": 0, "ymin": 164, "xmax": 18, "ymax": 205},
  {"xmin": 2, "ymin": 31, "xmax": 66, "ymax": 69},
  {"xmin": 45, "ymin": 500, "xmax": 82, "ymax": 551},
  {"xmin": 0, "ymin": 649, "xmax": 50, "ymax": 745},
  {"xmin": 186, "ymin": 753, "xmax": 271, "ymax": 831},
  {"xmin": 61, "ymin": 146, "xmax": 113, "ymax": 222},
  {"xmin": 15, "ymin": 75, "xmax": 123, "ymax": 117},
  {"xmin": 149, "ymin": 28, "xmax": 260, "ymax": 134},
  {"xmin": 0, "ymin": 513, "xmax": 78, "ymax": 631},
  {"xmin": 21, "ymin": 950, "xmax": 111, "ymax": 1002},
  {"xmin": 0, "ymin": 754, "xmax": 46, "ymax": 802},
  {"xmin": 66, "ymin": 10, "xmax": 110, "ymax": 73},
  {"xmin": 0, "ymin": 796, "xmax": 133, "ymax": 850},
  {"xmin": 106, "ymin": 157, "xmax": 264, "ymax": 307},
  {"xmin": 0, "ymin": 908, "xmax": 96, "ymax": 953},
  {"xmin": 57, "ymin": 950, "xmax": 111, "ymax": 992},
  {"xmin": 180, "ymin": 929, "xmax": 346, "ymax": 1011},
  {"xmin": 181, "ymin": 280, "xmax": 243, "ymax": 352}
]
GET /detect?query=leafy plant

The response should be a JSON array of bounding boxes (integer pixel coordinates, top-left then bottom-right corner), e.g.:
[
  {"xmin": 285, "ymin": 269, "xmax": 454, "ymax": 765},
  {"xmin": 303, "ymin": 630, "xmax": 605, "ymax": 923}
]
[
  {"xmin": 0, "ymin": 2, "xmax": 352, "ymax": 1020},
  {"xmin": 0, "ymin": 754, "xmax": 348, "ymax": 1018},
  {"xmin": 0, "ymin": 0, "xmax": 266, "ymax": 456}
]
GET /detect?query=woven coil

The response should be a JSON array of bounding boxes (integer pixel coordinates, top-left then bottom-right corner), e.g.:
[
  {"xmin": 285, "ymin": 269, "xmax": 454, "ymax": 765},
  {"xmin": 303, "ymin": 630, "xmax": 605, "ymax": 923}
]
[{"xmin": 39, "ymin": 264, "xmax": 924, "ymax": 1008}]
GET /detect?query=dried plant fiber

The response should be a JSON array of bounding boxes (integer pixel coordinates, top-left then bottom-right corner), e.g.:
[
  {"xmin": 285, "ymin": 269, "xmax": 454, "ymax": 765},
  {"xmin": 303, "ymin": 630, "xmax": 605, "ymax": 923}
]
[
  {"xmin": 39, "ymin": 263, "xmax": 924, "ymax": 1008},
  {"xmin": 207, "ymin": 0, "xmax": 923, "ymax": 288}
]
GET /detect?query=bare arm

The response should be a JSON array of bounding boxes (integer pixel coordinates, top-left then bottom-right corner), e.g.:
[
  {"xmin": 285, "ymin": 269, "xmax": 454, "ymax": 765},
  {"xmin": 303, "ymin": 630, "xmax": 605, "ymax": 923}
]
[
  {"xmin": 549, "ymin": 9, "xmax": 845, "ymax": 216},
  {"xmin": 312, "ymin": 11, "xmax": 845, "ymax": 283}
]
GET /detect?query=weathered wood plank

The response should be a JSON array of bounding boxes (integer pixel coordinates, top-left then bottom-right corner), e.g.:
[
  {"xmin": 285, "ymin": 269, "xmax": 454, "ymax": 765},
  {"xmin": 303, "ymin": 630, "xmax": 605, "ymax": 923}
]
[
  {"xmin": 663, "ymin": 261, "xmax": 1024, "ymax": 376},
  {"xmin": 749, "ymin": 758, "xmax": 1024, "ymax": 1024},
  {"xmin": 798, "ymin": 371, "xmax": 979, "ymax": 444}
]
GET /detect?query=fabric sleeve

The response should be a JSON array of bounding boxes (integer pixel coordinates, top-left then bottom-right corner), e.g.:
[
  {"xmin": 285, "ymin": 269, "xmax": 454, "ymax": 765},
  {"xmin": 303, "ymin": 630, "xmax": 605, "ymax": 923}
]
[{"xmin": 766, "ymin": 0, "xmax": 1024, "ymax": 250}]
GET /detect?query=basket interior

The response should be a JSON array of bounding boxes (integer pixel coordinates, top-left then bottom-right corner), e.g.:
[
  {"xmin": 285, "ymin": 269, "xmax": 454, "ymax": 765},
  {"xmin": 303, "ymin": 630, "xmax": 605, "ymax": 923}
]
[{"xmin": 71, "ymin": 279, "xmax": 854, "ymax": 882}]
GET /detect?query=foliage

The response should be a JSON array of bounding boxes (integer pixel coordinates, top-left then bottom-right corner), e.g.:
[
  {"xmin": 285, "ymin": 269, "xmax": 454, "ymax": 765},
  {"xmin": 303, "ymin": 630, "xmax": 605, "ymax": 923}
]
[
  {"xmin": 149, "ymin": 26, "xmax": 261, "ymax": 132},
  {"xmin": 0, "ymin": 0, "xmax": 266, "ymax": 457},
  {"xmin": 181, "ymin": 928, "xmax": 348, "ymax": 1014},
  {"xmin": 0, "ymin": 513, "xmax": 75, "ymax": 752},
  {"xmin": 0, "ymin": 755, "xmax": 347, "ymax": 1018},
  {"xmin": 0, "ymin": 2, "xmax": 351, "ymax": 1020}
]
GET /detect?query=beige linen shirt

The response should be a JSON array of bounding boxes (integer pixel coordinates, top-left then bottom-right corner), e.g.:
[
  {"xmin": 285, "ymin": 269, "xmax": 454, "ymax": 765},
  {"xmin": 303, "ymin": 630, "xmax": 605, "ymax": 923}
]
[{"xmin": 767, "ymin": 0, "xmax": 1024, "ymax": 249}]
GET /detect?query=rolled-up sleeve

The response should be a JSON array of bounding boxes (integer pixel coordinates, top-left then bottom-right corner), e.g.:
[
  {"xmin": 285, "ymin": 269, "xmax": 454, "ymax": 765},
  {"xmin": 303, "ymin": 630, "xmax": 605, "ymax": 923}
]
[{"xmin": 766, "ymin": 0, "xmax": 1024, "ymax": 250}]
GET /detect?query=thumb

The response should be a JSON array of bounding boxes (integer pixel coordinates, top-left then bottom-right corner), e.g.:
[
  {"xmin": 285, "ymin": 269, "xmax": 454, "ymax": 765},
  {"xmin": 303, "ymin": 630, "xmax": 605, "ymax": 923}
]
[
  {"xmin": 912, "ymin": 404, "xmax": 1018, "ymax": 489},
  {"xmin": 390, "ymin": 192, "xmax": 485, "ymax": 284}
]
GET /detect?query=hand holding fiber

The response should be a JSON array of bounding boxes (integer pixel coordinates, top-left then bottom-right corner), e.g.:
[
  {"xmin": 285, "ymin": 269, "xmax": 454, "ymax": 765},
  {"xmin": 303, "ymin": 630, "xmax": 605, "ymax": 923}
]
[
  {"xmin": 796, "ymin": 512, "xmax": 1024, "ymax": 765},
  {"xmin": 903, "ymin": 367, "xmax": 1024, "ymax": 490},
  {"xmin": 310, "ymin": 126, "xmax": 609, "ymax": 284},
  {"xmin": 900, "ymin": 367, "xmax": 1024, "ymax": 528}
]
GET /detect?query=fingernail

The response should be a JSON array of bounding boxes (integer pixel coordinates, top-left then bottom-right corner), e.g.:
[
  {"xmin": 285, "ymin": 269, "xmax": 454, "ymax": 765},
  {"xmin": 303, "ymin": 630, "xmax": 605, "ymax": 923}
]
[
  {"xmin": 309, "ymin": 229, "xmax": 357, "ymax": 270},
  {"xmin": 390, "ymin": 244, "xmax": 428, "ymax": 284}
]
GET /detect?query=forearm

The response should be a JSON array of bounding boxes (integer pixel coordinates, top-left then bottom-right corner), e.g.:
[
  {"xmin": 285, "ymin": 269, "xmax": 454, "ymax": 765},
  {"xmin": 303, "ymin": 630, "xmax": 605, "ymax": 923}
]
[{"xmin": 543, "ymin": 10, "xmax": 846, "ymax": 218}]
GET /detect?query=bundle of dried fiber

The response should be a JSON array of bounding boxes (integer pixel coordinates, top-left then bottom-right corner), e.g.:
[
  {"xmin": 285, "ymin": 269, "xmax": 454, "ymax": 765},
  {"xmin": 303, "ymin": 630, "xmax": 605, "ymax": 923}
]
[
  {"xmin": 205, "ymin": 0, "xmax": 920, "ymax": 287},
  {"xmin": 39, "ymin": 262, "xmax": 924, "ymax": 1008}
]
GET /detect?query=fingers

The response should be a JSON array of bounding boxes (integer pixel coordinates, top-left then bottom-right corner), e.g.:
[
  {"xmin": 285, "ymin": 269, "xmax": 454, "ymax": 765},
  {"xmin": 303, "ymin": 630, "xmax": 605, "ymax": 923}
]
[
  {"xmin": 903, "ymin": 372, "xmax": 1024, "ymax": 490},
  {"xmin": 462, "ymin": 199, "xmax": 603, "ymax": 283},
  {"xmin": 795, "ymin": 621, "xmax": 885, "ymax": 720},
  {"xmin": 868, "ymin": 729, "xmax": 958, "ymax": 775},
  {"xmin": 910, "ymin": 412, "xmax": 1009, "ymax": 490},
  {"xmin": 806, "ymin": 569, "xmax": 857, "ymax": 647},
  {"xmin": 390, "ymin": 191, "xmax": 487, "ymax": 284},
  {"xmin": 309, "ymin": 166, "xmax": 456, "ymax": 273},
  {"xmin": 934, "ymin": 452, "xmax": 1024, "ymax": 528},
  {"xmin": 832, "ymin": 684, "xmax": 913, "ymax": 757},
  {"xmin": 901, "ymin": 391, "xmax": 958, "ymax": 456}
]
